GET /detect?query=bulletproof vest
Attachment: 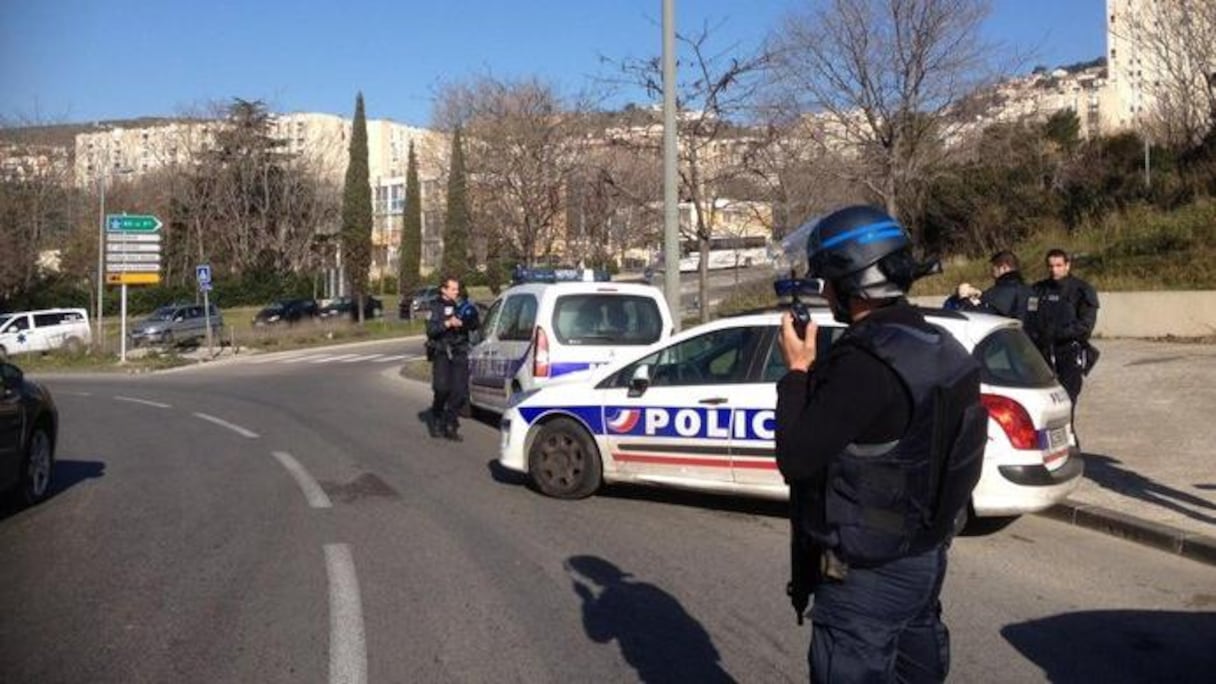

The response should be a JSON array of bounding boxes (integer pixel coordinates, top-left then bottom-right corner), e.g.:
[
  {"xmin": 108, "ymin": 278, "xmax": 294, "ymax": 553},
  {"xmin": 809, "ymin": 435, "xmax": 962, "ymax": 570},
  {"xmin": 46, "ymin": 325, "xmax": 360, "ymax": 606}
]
[
  {"xmin": 431, "ymin": 299, "xmax": 473, "ymax": 355},
  {"xmin": 814, "ymin": 320, "xmax": 987, "ymax": 566},
  {"xmin": 1027, "ymin": 278, "xmax": 1081, "ymax": 347}
]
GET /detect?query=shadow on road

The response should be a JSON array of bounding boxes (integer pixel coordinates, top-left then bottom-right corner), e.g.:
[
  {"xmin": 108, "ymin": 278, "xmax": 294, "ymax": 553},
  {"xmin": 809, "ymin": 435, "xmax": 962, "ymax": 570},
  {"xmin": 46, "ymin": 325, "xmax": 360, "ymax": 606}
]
[
  {"xmin": 1002, "ymin": 610, "xmax": 1216, "ymax": 683},
  {"xmin": 0, "ymin": 459, "xmax": 106, "ymax": 520},
  {"xmin": 1083, "ymin": 452, "xmax": 1216, "ymax": 525},
  {"xmin": 566, "ymin": 555, "xmax": 735, "ymax": 683}
]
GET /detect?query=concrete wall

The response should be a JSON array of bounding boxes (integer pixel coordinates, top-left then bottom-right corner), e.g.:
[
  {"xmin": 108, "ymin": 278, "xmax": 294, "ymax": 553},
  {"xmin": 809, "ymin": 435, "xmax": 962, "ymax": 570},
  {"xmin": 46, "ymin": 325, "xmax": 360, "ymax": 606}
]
[{"xmin": 911, "ymin": 291, "xmax": 1216, "ymax": 338}]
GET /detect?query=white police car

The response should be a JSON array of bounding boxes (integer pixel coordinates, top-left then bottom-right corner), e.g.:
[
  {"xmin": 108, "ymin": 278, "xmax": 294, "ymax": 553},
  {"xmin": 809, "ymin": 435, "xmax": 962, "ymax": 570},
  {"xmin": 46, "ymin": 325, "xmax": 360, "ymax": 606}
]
[
  {"xmin": 499, "ymin": 306, "xmax": 1083, "ymax": 519},
  {"xmin": 469, "ymin": 267, "xmax": 674, "ymax": 414}
]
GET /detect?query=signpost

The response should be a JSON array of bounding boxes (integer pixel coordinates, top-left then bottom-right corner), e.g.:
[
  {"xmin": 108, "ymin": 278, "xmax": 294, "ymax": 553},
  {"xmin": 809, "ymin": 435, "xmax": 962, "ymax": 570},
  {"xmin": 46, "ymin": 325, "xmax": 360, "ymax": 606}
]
[
  {"xmin": 105, "ymin": 214, "xmax": 162, "ymax": 363},
  {"xmin": 196, "ymin": 264, "xmax": 214, "ymax": 356}
]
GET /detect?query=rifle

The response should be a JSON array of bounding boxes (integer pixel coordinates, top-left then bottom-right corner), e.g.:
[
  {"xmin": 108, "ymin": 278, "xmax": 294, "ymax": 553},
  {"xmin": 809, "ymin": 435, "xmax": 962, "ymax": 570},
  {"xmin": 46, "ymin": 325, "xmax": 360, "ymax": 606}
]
[{"xmin": 787, "ymin": 487, "xmax": 822, "ymax": 625}]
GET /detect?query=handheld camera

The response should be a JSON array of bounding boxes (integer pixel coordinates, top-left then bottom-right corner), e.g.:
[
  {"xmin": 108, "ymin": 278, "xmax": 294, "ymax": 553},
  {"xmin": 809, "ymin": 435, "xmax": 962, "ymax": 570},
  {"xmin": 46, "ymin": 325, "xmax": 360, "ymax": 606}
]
[{"xmin": 773, "ymin": 277, "xmax": 825, "ymax": 339}]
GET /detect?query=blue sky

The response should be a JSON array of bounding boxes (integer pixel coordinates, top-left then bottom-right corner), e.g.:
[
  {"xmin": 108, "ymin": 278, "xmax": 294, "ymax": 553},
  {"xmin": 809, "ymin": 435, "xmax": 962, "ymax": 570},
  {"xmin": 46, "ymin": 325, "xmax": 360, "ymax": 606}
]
[{"xmin": 1, "ymin": 0, "xmax": 1106, "ymax": 127}]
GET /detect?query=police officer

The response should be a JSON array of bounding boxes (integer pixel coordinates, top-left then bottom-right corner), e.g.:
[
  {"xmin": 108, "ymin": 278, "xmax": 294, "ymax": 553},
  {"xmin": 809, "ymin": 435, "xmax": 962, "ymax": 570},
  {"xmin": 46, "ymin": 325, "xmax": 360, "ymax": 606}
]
[
  {"xmin": 775, "ymin": 205, "xmax": 986, "ymax": 683},
  {"xmin": 981, "ymin": 250, "xmax": 1034, "ymax": 320},
  {"xmin": 1025, "ymin": 249, "xmax": 1099, "ymax": 436},
  {"xmin": 426, "ymin": 275, "xmax": 478, "ymax": 441}
]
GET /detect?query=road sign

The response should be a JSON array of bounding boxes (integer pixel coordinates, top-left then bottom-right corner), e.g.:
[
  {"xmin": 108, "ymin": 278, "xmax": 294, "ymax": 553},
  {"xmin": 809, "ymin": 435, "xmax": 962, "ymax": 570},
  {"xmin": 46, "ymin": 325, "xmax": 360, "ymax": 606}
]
[
  {"xmin": 105, "ymin": 263, "xmax": 162, "ymax": 272},
  {"xmin": 105, "ymin": 242, "xmax": 161, "ymax": 253},
  {"xmin": 196, "ymin": 264, "xmax": 212, "ymax": 286},
  {"xmin": 106, "ymin": 233, "xmax": 162, "ymax": 244},
  {"xmin": 106, "ymin": 214, "xmax": 162, "ymax": 233},
  {"xmin": 107, "ymin": 273, "xmax": 161, "ymax": 285},
  {"xmin": 106, "ymin": 253, "xmax": 161, "ymax": 263}
]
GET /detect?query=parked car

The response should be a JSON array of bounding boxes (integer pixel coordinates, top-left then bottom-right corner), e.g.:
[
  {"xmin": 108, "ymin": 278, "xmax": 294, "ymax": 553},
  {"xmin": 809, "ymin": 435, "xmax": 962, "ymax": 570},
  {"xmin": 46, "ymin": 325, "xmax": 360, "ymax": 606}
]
[
  {"xmin": 0, "ymin": 308, "xmax": 91, "ymax": 359},
  {"xmin": 499, "ymin": 307, "xmax": 1082, "ymax": 522},
  {"xmin": 318, "ymin": 296, "xmax": 383, "ymax": 321},
  {"xmin": 399, "ymin": 287, "xmax": 440, "ymax": 320},
  {"xmin": 130, "ymin": 303, "xmax": 223, "ymax": 348},
  {"xmin": 0, "ymin": 361, "xmax": 57, "ymax": 506},
  {"xmin": 252, "ymin": 299, "xmax": 319, "ymax": 326}
]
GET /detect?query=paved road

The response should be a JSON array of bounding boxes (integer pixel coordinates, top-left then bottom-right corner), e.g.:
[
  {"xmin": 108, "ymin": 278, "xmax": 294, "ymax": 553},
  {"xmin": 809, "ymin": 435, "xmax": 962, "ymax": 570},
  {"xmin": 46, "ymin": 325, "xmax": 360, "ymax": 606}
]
[{"xmin": 2, "ymin": 338, "xmax": 1213, "ymax": 682}]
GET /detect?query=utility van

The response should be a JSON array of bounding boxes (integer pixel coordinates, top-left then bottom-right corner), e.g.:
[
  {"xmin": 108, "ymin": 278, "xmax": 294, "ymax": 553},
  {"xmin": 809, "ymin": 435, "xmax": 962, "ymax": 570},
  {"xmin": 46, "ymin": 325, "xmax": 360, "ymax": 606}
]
[{"xmin": 0, "ymin": 308, "xmax": 91, "ymax": 359}]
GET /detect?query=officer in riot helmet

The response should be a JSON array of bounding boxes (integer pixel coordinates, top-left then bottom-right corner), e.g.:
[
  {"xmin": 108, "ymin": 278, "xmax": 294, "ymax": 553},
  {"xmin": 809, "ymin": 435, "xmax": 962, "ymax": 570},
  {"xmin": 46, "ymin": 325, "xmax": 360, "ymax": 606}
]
[
  {"xmin": 426, "ymin": 275, "xmax": 479, "ymax": 441},
  {"xmin": 774, "ymin": 205, "xmax": 987, "ymax": 683}
]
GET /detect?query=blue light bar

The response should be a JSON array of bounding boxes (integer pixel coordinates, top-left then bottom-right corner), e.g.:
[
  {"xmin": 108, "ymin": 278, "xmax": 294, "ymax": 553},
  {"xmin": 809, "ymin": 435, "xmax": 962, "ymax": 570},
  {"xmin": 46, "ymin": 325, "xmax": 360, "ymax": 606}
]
[{"xmin": 511, "ymin": 265, "xmax": 611, "ymax": 284}]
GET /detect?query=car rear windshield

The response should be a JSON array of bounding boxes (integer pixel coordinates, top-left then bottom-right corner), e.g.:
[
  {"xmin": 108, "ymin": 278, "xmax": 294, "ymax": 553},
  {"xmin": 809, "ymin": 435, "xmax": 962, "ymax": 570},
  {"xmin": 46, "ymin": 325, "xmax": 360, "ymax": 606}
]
[
  {"xmin": 552, "ymin": 294, "xmax": 663, "ymax": 346},
  {"xmin": 973, "ymin": 327, "xmax": 1057, "ymax": 388}
]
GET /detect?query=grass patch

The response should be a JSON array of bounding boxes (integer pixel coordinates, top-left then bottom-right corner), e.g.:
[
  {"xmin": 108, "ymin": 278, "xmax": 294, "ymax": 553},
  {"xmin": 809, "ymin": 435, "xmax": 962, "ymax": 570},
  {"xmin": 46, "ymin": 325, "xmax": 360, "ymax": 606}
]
[
  {"xmin": 400, "ymin": 358, "xmax": 431, "ymax": 383},
  {"xmin": 916, "ymin": 199, "xmax": 1216, "ymax": 296},
  {"xmin": 7, "ymin": 348, "xmax": 193, "ymax": 374}
]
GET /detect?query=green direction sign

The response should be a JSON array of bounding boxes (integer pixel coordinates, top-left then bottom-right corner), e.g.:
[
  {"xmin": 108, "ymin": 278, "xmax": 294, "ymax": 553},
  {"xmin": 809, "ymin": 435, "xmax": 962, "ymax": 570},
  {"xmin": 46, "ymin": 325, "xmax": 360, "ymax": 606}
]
[{"xmin": 106, "ymin": 214, "xmax": 162, "ymax": 233}]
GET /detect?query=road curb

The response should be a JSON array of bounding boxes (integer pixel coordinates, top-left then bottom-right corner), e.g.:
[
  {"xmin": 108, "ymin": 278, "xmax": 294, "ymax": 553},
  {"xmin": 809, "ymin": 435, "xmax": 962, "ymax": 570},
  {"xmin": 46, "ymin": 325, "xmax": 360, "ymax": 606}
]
[{"xmin": 1039, "ymin": 500, "xmax": 1216, "ymax": 567}]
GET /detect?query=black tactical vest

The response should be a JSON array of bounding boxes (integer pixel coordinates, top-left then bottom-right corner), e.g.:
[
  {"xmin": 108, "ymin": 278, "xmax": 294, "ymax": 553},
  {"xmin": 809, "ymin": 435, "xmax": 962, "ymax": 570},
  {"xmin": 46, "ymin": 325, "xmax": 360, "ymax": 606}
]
[{"xmin": 813, "ymin": 320, "xmax": 987, "ymax": 566}]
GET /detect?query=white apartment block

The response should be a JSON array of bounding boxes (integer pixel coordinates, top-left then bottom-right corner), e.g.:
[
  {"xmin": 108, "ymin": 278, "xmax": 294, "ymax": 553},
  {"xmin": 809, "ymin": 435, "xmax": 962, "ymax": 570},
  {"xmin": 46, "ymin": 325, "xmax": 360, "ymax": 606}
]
[{"xmin": 71, "ymin": 112, "xmax": 452, "ymax": 275}]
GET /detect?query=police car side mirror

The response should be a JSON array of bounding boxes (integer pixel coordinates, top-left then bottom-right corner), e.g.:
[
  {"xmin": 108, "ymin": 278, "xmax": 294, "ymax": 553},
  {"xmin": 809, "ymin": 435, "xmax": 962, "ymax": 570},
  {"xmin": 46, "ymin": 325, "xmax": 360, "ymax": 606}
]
[{"xmin": 628, "ymin": 364, "xmax": 651, "ymax": 398}]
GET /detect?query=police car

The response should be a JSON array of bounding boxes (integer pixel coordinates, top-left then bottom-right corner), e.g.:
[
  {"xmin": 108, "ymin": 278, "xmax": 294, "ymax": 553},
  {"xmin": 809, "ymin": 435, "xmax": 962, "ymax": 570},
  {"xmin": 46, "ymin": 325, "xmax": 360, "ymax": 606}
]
[
  {"xmin": 468, "ymin": 267, "xmax": 674, "ymax": 414},
  {"xmin": 498, "ymin": 306, "xmax": 1083, "ymax": 519}
]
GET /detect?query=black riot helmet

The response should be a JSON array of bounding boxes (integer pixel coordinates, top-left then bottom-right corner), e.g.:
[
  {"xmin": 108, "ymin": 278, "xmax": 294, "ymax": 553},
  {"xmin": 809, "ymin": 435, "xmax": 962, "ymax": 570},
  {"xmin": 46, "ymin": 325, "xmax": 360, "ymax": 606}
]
[{"xmin": 804, "ymin": 205, "xmax": 920, "ymax": 312}]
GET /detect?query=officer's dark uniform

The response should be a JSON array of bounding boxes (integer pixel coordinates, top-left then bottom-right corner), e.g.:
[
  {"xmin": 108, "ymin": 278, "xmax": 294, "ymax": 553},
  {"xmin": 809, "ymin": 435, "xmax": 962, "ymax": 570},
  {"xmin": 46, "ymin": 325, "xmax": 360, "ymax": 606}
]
[
  {"xmin": 981, "ymin": 270, "xmax": 1033, "ymax": 320},
  {"xmin": 1025, "ymin": 274, "xmax": 1099, "ymax": 418},
  {"xmin": 426, "ymin": 295, "xmax": 477, "ymax": 439},
  {"xmin": 775, "ymin": 206, "xmax": 985, "ymax": 684}
]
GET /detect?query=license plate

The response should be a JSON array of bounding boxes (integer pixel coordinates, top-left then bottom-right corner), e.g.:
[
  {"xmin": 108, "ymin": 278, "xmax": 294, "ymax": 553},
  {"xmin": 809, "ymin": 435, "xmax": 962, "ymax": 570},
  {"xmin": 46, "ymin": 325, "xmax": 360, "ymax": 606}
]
[{"xmin": 1048, "ymin": 426, "xmax": 1067, "ymax": 449}]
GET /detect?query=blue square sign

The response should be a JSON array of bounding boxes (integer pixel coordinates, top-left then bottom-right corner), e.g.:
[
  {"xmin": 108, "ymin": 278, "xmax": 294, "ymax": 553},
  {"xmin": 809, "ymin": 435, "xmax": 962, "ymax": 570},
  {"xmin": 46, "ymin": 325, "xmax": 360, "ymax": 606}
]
[{"xmin": 196, "ymin": 264, "xmax": 212, "ymax": 287}]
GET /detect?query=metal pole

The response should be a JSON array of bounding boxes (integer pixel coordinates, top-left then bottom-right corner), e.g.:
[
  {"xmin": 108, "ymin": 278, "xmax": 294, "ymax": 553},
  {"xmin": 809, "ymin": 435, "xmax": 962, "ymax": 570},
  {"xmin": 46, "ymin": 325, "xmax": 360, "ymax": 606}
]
[
  {"xmin": 96, "ymin": 174, "xmax": 106, "ymax": 352},
  {"xmin": 1143, "ymin": 135, "xmax": 1151, "ymax": 189},
  {"xmin": 119, "ymin": 283, "xmax": 128, "ymax": 363},
  {"xmin": 662, "ymin": 0, "xmax": 680, "ymax": 332},
  {"xmin": 203, "ymin": 287, "xmax": 214, "ymax": 357}
]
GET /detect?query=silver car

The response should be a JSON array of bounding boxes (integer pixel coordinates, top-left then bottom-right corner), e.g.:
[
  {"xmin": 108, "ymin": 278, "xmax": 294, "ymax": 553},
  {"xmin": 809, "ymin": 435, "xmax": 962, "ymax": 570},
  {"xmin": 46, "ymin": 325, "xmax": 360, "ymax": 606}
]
[{"xmin": 130, "ymin": 303, "xmax": 223, "ymax": 347}]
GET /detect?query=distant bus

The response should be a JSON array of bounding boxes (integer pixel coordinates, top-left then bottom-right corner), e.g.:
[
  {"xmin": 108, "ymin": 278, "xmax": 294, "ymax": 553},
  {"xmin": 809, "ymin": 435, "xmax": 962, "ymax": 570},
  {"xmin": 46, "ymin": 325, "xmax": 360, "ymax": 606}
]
[{"xmin": 653, "ymin": 236, "xmax": 773, "ymax": 273}]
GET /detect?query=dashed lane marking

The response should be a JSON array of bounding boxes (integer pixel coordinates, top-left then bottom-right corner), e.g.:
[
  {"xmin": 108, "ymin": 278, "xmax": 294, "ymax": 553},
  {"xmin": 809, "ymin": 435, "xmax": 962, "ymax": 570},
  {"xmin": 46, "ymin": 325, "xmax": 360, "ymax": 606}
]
[
  {"xmin": 113, "ymin": 395, "xmax": 172, "ymax": 409},
  {"xmin": 192, "ymin": 412, "xmax": 260, "ymax": 439},
  {"xmin": 271, "ymin": 451, "xmax": 332, "ymax": 509},
  {"xmin": 325, "ymin": 544, "xmax": 367, "ymax": 684}
]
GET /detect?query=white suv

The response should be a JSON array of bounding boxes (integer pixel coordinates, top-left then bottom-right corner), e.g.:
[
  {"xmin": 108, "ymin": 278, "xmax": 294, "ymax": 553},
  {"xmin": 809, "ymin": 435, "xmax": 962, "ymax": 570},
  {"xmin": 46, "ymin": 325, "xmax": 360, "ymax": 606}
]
[{"xmin": 469, "ymin": 270, "xmax": 674, "ymax": 414}]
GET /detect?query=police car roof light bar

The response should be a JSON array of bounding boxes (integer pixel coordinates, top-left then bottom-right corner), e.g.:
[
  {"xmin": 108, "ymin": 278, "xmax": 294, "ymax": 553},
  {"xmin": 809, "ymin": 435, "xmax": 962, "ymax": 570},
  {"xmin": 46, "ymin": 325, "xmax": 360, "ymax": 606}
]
[{"xmin": 511, "ymin": 265, "xmax": 611, "ymax": 285}]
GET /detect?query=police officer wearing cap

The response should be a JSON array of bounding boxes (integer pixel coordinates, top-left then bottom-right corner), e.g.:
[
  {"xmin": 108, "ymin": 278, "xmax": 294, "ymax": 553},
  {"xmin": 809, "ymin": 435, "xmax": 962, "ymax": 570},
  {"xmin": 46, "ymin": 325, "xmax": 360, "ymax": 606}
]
[
  {"xmin": 775, "ymin": 205, "xmax": 987, "ymax": 683},
  {"xmin": 426, "ymin": 275, "xmax": 479, "ymax": 441}
]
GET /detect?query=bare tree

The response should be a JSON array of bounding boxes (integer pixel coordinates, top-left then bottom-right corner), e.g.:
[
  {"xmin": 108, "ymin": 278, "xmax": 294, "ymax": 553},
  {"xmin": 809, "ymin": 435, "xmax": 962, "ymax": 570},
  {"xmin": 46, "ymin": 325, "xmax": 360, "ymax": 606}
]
[
  {"xmin": 432, "ymin": 75, "xmax": 587, "ymax": 267},
  {"xmin": 768, "ymin": 0, "xmax": 997, "ymax": 235},
  {"xmin": 1117, "ymin": 0, "xmax": 1216, "ymax": 147},
  {"xmin": 613, "ymin": 23, "xmax": 771, "ymax": 321}
]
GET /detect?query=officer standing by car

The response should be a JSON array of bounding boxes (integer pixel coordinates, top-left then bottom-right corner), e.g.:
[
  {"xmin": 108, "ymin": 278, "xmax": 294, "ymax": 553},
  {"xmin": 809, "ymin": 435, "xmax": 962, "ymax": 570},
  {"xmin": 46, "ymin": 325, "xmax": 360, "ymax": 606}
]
[
  {"xmin": 426, "ymin": 276, "xmax": 478, "ymax": 441},
  {"xmin": 981, "ymin": 250, "xmax": 1034, "ymax": 320},
  {"xmin": 1025, "ymin": 248, "xmax": 1099, "ymax": 442},
  {"xmin": 774, "ymin": 205, "xmax": 986, "ymax": 683}
]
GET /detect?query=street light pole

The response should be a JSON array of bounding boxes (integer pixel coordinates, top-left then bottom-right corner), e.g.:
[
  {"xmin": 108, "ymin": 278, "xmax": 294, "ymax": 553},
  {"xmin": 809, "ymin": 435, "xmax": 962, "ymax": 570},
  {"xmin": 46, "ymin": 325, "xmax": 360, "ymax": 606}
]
[
  {"xmin": 96, "ymin": 171, "xmax": 106, "ymax": 352},
  {"xmin": 662, "ymin": 0, "xmax": 680, "ymax": 332}
]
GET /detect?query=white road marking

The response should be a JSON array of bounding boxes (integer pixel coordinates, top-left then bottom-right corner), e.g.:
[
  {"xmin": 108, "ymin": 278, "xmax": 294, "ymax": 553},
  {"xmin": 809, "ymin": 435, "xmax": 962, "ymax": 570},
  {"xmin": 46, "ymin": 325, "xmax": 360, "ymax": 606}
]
[
  {"xmin": 271, "ymin": 451, "xmax": 332, "ymax": 509},
  {"xmin": 325, "ymin": 544, "xmax": 367, "ymax": 684},
  {"xmin": 192, "ymin": 412, "xmax": 260, "ymax": 439},
  {"xmin": 373, "ymin": 354, "xmax": 407, "ymax": 363},
  {"xmin": 284, "ymin": 353, "xmax": 334, "ymax": 364},
  {"xmin": 58, "ymin": 391, "xmax": 93, "ymax": 397},
  {"xmin": 312, "ymin": 353, "xmax": 361, "ymax": 364},
  {"xmin": 250, "ymin": 353, "xmax": 308, "ymax": 364},
  {"xmin": 339, "ymin": 354, "xmax": 384, "ymax": 364},
  {"xmin": 113, "ymin": 395, "xmax": 172, "ymax": 409}
]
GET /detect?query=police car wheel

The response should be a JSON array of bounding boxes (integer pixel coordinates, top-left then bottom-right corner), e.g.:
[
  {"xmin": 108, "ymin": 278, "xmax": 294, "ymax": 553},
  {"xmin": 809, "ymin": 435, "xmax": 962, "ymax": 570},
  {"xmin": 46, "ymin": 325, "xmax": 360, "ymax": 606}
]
[{"xmin": 528, "ymin": 418, "xmax": 602, "ymax": 499}]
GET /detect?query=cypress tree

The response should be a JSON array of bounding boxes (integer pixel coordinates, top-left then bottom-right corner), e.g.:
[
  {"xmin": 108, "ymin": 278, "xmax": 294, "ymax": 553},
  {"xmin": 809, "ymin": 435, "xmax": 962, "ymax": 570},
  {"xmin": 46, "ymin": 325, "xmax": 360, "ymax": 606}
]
[
  {"xmin": 399, "ymin": 140, "xmax": 423, "ymax": 294},
  {"xmin": 341, "ymin": 92, "xmax": 372, "ymax": 322},
  {"xmin": 441, "ymin": 126, "xmax": 471, "ymax": 279}
]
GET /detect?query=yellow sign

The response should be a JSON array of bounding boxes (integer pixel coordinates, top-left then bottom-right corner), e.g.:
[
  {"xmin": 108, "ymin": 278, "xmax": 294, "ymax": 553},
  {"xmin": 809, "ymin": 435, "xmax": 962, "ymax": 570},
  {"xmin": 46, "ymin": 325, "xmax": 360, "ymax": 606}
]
[{"xmin": 106, "ymin": 273, "xmax": 161, "ymax": 285}]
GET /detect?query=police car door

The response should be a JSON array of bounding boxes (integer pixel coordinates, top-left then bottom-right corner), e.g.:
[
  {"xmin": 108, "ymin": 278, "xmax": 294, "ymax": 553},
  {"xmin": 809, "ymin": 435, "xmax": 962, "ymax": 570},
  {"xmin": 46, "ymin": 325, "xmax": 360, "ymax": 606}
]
[
  {"xmin": 599, "ymin": 324, "xmax": 767, "ymax": 485},
  {"xmin": 733, "ymin": 322, "xmax": 846, "ymax": 488},
  {"xmin": 468, "ymin": 297, "xmax": 504, "ymax": 410}
]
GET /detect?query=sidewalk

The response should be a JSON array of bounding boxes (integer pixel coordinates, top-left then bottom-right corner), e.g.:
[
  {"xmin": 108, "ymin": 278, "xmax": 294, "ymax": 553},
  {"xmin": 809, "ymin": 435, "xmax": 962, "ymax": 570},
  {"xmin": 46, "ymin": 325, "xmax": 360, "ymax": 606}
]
[{"xmin": 1037, "ymin": 338, "xmax": 1216, "ymax": 566}]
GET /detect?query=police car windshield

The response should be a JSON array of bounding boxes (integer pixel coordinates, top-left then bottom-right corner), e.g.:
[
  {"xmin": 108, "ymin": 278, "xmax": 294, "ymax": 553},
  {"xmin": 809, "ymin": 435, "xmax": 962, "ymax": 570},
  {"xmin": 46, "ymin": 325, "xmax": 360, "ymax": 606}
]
[
  {"xmin": 553, "ymin": 294, "xmax": 663, "ymax": 346},
  {"xmin": 973, "ymin": 328, "xmax": 1057, "ymax": 388}
]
